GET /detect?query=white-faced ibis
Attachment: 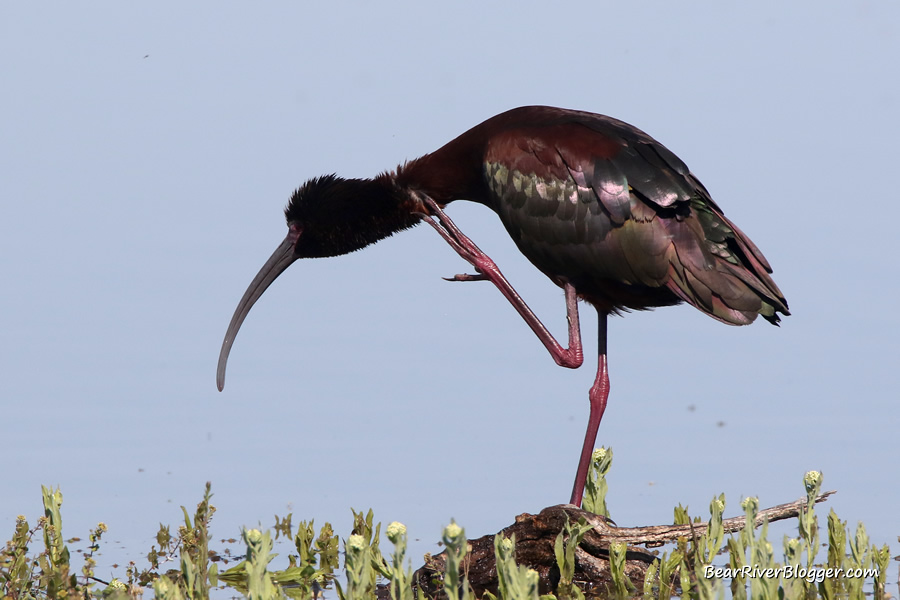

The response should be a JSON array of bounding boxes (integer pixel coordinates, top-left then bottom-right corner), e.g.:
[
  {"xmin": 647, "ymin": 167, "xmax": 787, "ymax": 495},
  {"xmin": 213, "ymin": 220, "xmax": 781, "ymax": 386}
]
[{"xmin": 217, "ymin": 106, "xmax": 788, "ymax": 507}]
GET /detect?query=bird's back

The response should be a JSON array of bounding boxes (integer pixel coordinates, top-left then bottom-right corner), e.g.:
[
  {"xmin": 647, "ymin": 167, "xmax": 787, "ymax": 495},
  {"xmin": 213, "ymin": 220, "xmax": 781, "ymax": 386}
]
[{"xmin": 404, "ymin": 106, "xmax": 789, "ymax": 325}]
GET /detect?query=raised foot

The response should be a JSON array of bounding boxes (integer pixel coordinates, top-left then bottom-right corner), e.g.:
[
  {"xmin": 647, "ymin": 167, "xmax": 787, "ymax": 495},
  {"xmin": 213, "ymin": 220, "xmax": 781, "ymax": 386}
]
[
  {"xmin": 443, "ymin": 273, "xmax": 488, "ymax": 282},
  {"xmin": 416, "ymin": 196, "xmax": 502, "ymax": 279},
  {"xmin": 415, "ymin": 193, "xmax": 584, "ymax": 371}
]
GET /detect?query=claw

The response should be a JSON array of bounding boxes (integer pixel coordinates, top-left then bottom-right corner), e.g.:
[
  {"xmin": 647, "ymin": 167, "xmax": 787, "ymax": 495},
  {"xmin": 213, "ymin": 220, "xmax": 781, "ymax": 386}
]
[{"xmin": 444, "ymin": 273, "xmax": 487, "ymax": 282}]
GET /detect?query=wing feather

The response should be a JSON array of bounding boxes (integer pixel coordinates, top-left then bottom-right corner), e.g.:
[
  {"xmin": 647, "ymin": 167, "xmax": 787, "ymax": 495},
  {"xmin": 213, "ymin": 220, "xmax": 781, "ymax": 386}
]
[{"xmin": 480, "ymin": 109, "xmax": 788, "ymax": 324}]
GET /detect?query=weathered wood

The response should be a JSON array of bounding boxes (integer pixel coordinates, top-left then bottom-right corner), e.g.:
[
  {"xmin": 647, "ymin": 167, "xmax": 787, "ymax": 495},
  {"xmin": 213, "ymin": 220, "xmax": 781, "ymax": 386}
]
[
  {"xmin": 408, "ymin": 504, "xmax": 656, "ymax": 599},
  {"xmin": 576, "ymin": 490, "xmax": 837, "ymax": 546},
  {"xmin": 398, "ymin": 491, "xmax": 835, "ymax": 599}
]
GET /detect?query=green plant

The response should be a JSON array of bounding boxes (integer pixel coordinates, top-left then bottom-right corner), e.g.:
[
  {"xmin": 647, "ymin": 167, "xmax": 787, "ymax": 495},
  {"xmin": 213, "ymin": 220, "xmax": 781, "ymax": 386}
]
[
  {"xmin": 489, "ymin": 534, "xmax": 542, "ymax": 600},
  {"xmin": 654, "ymin": 550, "xmax": 684, "ymax": 600},
  {"xmin": 2, "ymin": 513, "xmax": 43, "ymax": 599},
  {"xmin": 385, "ymin": 522, "xmax": 415, "ymax": 600},
  {"xmin": 607, "ymin": 541, "xmax": 634, "ymax": 598},
  {"xmin": 552, "ymin": 516, "xmax": 592, "ymax": 600},
  {"xmin": 440, "ymin": 521, "xmax": 472, "ymax": 600},
  {"xmin": 581, "ymin": 447, "xmax": 612, "ymax": 518},
  {"xmin": 3, "ymin": 471, "xmax": 895, "ymax": 600}
]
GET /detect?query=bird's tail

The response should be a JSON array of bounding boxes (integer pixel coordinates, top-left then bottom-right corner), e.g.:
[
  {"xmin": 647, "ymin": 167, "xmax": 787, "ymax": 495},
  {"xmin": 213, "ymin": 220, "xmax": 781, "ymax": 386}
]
[{"xmin": 664, "ymin": 201, "xmax": 790, "ymax": 326}]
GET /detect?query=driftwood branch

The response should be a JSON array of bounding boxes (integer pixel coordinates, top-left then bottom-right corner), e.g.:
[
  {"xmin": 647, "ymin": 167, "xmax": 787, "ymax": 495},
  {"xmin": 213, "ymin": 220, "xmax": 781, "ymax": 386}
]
[
  {"xmin": 577, "ymin": 490, "xmax": 837, "ymax": 546},
  {"xmin": 403, "ymin": 491, "xmax": 836, "ymax": 599}
]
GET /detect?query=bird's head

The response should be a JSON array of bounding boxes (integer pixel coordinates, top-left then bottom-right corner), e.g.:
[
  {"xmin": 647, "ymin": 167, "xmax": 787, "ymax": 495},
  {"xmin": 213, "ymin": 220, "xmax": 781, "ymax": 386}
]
[
  {"xmin": 216, "ymin": 174, "xmax": 419, "ymax": 391},
  {"xmin": 285, "ymin": 174, "xmax": 411, "ymax": 258}
]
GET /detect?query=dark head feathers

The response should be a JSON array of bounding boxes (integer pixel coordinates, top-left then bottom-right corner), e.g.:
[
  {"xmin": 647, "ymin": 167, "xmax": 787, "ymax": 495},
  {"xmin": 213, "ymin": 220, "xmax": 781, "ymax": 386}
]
[{"xmin": 284, "ymin": 174, "xmax": 420, "ymax": 258}]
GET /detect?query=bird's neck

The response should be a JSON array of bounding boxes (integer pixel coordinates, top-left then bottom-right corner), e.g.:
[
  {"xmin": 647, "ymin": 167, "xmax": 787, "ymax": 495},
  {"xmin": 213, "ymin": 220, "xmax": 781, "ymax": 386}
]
[{"xmin": 394, "ymin": 130, "xmax": 491, "ymax": 207}]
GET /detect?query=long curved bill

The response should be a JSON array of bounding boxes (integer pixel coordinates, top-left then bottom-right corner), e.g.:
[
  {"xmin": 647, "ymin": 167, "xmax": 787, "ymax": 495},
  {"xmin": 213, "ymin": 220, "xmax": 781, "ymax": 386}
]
[{"xmin": 217, "ymin": 228, "xmax": 300, "ymax": 391}]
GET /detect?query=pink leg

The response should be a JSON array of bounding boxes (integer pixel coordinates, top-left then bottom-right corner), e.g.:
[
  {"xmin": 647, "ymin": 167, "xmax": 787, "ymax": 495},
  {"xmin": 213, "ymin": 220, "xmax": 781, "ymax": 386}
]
[
  {"xmin": 418, "ymin": 197, "xmax": 583, "ymax": 369},
  {"xmin": 569, "ymin": 312, "xmax": 609, "ymax": 507}
]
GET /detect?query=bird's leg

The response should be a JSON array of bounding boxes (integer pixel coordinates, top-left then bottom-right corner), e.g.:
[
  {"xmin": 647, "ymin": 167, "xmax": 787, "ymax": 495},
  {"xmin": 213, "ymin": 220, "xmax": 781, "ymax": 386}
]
[
  {"xmin": 417, "ymin": 196, "xmax": 583, "ymax": 369},
  {"xmin": 569, "ymin": 311, "xmax": 610, "ymax": 507}
]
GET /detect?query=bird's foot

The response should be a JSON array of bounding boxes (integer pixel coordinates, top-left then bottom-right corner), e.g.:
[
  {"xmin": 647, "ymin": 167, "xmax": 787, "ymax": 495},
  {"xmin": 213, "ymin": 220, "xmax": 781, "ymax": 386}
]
[
  {"xmin": 416, "ymin": 193, "xmax": 584, "ymax": 371},
  {"xmin": 417, "ymin": 196, "xmax": 500, "ymax": 279},
  {"xmin": 443, "ymin": 273, "xmax": 488, "ymax": 282}
]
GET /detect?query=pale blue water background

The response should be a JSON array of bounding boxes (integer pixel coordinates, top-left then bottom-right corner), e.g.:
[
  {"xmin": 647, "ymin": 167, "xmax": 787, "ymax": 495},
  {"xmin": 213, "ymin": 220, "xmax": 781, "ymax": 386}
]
[{"xmin": 2, "ymin": 2, "xmax": 897, "ymax": 591}]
